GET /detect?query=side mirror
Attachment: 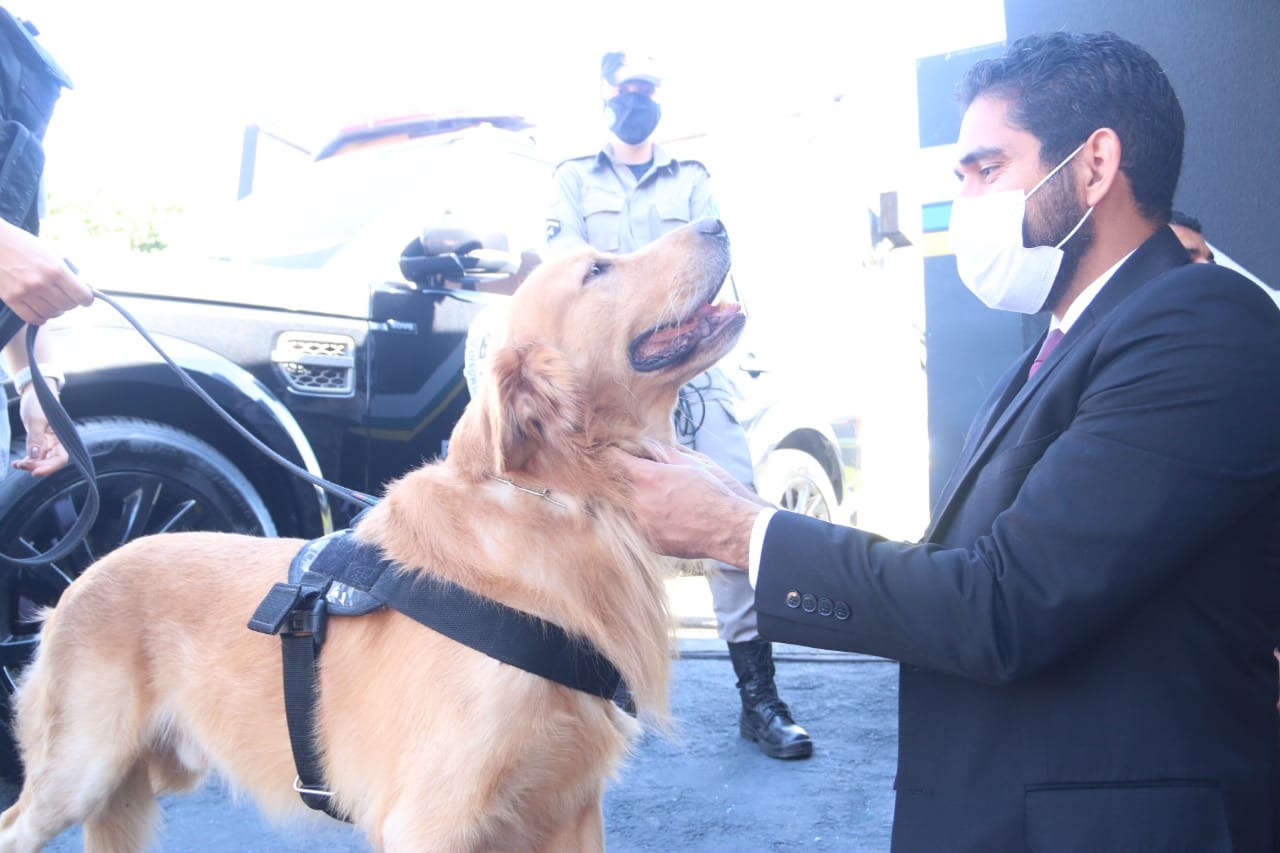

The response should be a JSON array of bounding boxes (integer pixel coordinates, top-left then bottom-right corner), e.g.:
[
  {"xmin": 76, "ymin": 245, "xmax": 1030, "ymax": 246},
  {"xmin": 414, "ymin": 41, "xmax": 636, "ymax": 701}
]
[
  {"xmin": 399, "ymin": 223, "xmax": 525, "ymax": 290},
  {"xmin": 420, "ymin": 224, "xmax": 507, "ymax": 258},
  {"xmin": 399, "ymin": 237, "xmax": 466, "ymax": 283},
  {"xmin": 466, "ymin": 248, "xmax": 519, "ymax": 275}
]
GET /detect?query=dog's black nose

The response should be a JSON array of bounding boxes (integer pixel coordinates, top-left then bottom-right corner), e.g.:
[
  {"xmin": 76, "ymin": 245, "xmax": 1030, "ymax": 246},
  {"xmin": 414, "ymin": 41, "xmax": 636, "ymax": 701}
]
[{"xmin": 695, "ymin": 218, "xmax": 727, "ymax": 239}]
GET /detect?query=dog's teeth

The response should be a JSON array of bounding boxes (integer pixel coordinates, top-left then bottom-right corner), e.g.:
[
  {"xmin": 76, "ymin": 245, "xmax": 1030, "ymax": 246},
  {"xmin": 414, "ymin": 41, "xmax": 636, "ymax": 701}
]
[{"xmin": 697, "ymin": 302, "xmax": 741, "ymax": 318}]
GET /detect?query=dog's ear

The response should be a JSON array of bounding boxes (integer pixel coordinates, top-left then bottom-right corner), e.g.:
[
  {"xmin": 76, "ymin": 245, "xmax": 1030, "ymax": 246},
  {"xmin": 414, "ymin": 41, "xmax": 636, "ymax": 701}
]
[{"xmin": 485, "ymin": 343, "xmax": 585, "ymax": 472}]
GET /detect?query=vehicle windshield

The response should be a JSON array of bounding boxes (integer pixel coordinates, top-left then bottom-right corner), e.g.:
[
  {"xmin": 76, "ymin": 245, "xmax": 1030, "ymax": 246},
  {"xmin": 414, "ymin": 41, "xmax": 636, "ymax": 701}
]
[{"xmin": 184, "ymin": 128, "xmax": 552, "ymax": 284}]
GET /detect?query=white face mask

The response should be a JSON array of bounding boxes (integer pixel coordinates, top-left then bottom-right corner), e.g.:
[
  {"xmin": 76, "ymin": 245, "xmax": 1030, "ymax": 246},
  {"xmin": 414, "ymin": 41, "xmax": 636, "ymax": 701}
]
[{"xmin": 949, "ymin": 140, "xmax": 1094, "ymax": 314}]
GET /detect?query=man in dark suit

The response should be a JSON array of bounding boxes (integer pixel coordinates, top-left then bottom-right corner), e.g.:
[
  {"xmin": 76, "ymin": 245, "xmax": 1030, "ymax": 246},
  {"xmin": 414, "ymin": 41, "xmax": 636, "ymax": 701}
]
[{"xmin": 612, "ymin": 31, "xmax": 1280, "ymax": 850}]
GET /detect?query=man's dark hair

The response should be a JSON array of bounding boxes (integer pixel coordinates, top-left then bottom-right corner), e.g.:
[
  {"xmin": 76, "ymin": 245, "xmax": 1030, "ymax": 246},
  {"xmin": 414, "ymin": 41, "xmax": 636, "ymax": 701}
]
[
  {"xmin": 958, "ymin": 31, "xmax": 1184, "ymax": 224},
  {"xmin": 1170, "ymin": 209, "xmax": 1203, "ymax": 233}
]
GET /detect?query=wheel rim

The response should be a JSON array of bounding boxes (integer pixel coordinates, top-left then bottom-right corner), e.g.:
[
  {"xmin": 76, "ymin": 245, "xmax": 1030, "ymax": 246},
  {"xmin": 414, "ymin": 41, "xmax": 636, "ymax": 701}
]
[
  {"xmin": 2, "ymin": 467, "xmax": 262, "ymax": 639},
  {"xmin": 9, "ymin": 469, "xmax": 251, "ymax": 574},
  {"xmin": 778, "ymin": 475, "xmax": 832, "ymax": 521}
]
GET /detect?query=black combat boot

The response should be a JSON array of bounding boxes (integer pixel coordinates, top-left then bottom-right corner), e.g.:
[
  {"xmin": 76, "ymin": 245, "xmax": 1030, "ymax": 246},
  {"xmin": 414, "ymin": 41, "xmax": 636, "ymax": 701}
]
[{"xmin": 727, "ymin": 637, "xmax": 813, "ymax": 760}]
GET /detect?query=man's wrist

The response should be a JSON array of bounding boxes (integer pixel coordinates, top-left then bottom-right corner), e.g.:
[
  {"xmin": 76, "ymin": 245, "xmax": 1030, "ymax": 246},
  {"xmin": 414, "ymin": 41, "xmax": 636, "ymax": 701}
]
[
  {"xmin": 710, "ymin": 498, "xmax": 762, "ymax": 570},
  {"xmin": 748, "ymin": 507, "xmax": 777, "ymax": 587}
]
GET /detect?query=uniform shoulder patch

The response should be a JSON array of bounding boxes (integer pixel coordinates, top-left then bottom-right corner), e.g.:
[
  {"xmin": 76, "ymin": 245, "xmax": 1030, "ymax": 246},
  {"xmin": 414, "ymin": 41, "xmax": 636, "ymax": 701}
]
[
  {"xmin": 555, "ymin": 153, "xmax": 602, "ymax": 171},
  {"xmin": 676, "ymin": 159, "xmax": 710, "ymax": 177}
]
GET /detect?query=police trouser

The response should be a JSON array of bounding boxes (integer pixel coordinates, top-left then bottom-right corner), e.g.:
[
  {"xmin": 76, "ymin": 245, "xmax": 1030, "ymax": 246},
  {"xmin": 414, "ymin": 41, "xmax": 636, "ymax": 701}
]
[{"xmin": 676, "ymin": 368, "xmax": 759, "ymax": 643}]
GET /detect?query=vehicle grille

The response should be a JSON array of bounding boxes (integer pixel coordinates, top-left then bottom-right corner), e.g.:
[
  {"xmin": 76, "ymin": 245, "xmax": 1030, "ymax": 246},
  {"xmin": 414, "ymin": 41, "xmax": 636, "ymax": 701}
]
[{"xmin": 271, "ymin": 332, "xmax": 356, "ymax": 396}]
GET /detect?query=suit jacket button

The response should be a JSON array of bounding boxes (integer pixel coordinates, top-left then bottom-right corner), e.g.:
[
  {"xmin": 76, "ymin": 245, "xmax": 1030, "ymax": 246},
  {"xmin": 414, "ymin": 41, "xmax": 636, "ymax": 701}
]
[
  {"xmin": 785, "ymin": 590, "xmax": 801, "ymax": 608},
  {"xmin": 818, "ymin": 596, "xmax": 834, "ymax": 616},
  {"xmin": 834, "ymin": 601, "xmax": 850, "ymax": 620},
  {"xmin": 801, "ymin": 593, "xmax": 817, "ymax": 613}
]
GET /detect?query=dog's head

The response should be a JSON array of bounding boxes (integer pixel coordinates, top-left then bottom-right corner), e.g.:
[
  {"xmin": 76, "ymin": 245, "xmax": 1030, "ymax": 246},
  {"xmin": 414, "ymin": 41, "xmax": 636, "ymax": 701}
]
[{"xmin": 455, "ymin": 218, "xmax": 743, "ymax": 479}]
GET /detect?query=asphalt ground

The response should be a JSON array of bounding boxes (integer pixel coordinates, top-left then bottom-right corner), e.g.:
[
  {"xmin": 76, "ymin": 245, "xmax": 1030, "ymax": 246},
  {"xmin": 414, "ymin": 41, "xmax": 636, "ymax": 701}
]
[{"xmin": 0, "ymin": 577, "xmax": 901, "ymax": 852}]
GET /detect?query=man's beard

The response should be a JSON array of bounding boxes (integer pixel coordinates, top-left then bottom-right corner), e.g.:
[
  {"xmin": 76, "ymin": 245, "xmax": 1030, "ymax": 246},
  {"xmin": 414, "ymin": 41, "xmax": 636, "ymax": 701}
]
[{"xmin": 1023, "ymin": 168, "xmax": 1094, "ymax": 313}]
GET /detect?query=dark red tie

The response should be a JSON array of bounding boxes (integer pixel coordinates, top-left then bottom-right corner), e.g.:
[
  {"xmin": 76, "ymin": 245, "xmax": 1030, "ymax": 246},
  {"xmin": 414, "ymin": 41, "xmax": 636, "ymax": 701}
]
[{"xmin": 1028, "ymin": 328, "xmax": 1065, "ymax": 379}]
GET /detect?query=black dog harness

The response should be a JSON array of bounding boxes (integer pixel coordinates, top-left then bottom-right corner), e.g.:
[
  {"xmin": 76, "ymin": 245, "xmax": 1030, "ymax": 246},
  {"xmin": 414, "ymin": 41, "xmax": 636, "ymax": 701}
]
[{"xmin": 248, "ymin": 529, "xmax": 623, "ymax": 820}]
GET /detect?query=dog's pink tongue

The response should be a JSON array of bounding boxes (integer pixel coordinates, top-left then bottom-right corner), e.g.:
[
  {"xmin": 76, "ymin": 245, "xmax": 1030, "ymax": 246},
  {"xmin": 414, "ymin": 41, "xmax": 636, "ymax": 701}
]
[
  {"xmin": 637, "ymin": 317, "xmax": 700, "ymax": 357},
  {"xmin": 635, "ymin": 302, "xmax": 743, "ymax": 361}
]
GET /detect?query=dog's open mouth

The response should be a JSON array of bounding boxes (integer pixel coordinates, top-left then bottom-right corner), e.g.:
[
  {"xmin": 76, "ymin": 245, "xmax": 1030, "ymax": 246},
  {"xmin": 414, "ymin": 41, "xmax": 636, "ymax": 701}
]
[{"xmin": 629, "ymin": 300, "xmax": 746, "ymax": 372}]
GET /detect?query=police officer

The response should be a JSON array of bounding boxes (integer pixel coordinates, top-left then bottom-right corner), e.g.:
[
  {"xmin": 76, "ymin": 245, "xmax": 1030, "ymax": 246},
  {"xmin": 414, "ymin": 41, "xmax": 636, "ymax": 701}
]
[
  {"xmin": 545, "ymin": 50, "xmax": 813, "ymax": 760},
  {"xmin": 0, "ymin": 10, "xmax": 92, "ymax": 478}
]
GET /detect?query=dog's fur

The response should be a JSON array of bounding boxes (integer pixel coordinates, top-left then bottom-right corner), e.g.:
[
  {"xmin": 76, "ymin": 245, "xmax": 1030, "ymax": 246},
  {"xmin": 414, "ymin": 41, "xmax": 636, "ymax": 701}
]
[{"xmin": 0, "ymin": 220, "xmax": 741, "ymax": 852}]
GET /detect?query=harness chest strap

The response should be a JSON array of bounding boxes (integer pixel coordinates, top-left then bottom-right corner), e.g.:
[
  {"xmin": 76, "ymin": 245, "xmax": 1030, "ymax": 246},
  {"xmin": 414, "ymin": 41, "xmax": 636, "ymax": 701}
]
[
  {"xmin": 247, "ymin": 530, "xmax": 623, "ymax": 820},
  {"xmin": 249, "ymin": 572, "xmax": 338, "ymax": 816}
]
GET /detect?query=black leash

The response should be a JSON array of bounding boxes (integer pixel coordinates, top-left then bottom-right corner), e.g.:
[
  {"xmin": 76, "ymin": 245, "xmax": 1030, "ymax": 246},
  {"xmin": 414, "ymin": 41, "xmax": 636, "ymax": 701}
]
[
  {"xmin": 0, "ymin": 286, "xmax": 378, "ymax": 566},
  {"xmin": 674, "ymin": 374, "xmax": 709, "ymax": 441},
  {"xmin": 0, "ymin": 322, "xmax": 100, "ymax": 566},
  {"xmin": 89, "ymin": 289, "xmax": 378, "ymax": 510}
]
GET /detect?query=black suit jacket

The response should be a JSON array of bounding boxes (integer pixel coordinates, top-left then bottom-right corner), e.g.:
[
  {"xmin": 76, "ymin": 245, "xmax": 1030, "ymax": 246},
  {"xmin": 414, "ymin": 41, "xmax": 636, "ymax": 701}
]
[{"xmin": 756, "ymin": 227, "xmax": 1280, "ymax": 851}]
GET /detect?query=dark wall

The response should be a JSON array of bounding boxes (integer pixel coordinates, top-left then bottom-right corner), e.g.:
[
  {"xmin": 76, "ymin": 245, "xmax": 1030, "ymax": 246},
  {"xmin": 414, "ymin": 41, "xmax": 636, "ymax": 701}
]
[{"xmin": 1005, "ymin": 0, "xmax": 1280, "ymax": 286}]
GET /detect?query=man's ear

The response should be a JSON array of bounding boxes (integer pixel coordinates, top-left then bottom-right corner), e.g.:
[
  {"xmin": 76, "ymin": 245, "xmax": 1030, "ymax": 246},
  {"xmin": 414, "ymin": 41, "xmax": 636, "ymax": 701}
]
[
  {"xmin": 485, "ymin": 343, "xmax": 584, "ymax": 473},
  {"xmin": 1080, "ymin": 127, "xmax": 1123, "ymax": 208}
]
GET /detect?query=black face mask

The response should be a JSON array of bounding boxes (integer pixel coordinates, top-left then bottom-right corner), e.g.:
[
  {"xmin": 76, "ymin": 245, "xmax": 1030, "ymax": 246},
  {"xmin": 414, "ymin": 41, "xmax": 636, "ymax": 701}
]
[{"xmin": 605, "ymin": 92, "xmax": 662, "ymax": 145}]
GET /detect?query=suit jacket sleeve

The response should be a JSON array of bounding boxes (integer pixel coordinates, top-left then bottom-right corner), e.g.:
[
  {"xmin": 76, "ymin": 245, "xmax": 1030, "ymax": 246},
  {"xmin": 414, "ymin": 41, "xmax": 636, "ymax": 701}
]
[{"xmin": 756, "ymin": 266, "xmax": 1280, "ymax": 684}]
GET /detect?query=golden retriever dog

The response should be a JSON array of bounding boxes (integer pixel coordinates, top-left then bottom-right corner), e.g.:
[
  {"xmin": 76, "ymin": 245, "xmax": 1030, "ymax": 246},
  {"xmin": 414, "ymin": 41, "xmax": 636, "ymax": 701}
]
[{"xmin": 0, "ymin": 218, "xmax": 743, "ymax": 852}]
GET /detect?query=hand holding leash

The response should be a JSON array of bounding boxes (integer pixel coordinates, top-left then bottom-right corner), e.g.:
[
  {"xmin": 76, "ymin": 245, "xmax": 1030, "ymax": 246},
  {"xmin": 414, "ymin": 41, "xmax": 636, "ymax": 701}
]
[
  {"xmin": 0, "ymin": 270, "xmax": 377, "ymax": 567},
  {"xmin": 0, "ymin": 218, "xmax": 93, "ymax": 325}
]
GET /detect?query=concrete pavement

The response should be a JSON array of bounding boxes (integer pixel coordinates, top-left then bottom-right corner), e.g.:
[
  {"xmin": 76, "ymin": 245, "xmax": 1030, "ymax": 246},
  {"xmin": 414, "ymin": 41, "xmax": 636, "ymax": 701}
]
[{"xmin": 606, "ymin": 576, "xmax": 899, "ymax": 851}]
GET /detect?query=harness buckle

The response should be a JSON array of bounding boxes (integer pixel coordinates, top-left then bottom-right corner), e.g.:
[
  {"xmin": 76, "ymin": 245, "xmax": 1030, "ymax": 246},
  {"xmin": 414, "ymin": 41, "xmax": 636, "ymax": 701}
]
[
  {"xmin": 247, "ymin": 582, "xmax": 303, "ymax": 636},
  {"xmin": 282, "ymin": 595, "xmax": 328, "ymax": 647},
  {"xmin": 249, "ymin": 571, "xmax": 333, "ymax": 643}
]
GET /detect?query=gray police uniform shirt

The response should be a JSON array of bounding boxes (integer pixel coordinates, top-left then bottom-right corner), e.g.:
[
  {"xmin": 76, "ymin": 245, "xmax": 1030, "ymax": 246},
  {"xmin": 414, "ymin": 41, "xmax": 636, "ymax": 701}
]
[{"xmin": 546, "ymin": 144, "xmax": 715, "ymax": 253}]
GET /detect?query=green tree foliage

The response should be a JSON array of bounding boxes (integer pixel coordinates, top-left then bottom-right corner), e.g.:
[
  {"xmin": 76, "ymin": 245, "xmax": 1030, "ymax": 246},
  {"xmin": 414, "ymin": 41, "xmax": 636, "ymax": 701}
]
[{"xmin": 42, "ymin": 190, "xmax": 184, "ymax": 254}]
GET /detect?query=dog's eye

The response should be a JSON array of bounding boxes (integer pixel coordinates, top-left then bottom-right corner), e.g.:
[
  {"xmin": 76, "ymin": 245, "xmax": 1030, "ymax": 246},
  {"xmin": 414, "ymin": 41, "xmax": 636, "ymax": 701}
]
[{"xmin": 584, "ymin": 261, "xmax": 610, "ymax": 284}]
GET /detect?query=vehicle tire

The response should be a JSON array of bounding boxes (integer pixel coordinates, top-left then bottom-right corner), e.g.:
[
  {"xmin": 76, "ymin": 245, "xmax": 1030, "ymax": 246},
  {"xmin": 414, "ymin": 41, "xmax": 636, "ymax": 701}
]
[
  {"xmin": 755, "ymin": 448, "xmax": 839, "ymax": 522},
  {"xmin": 0, "ymin": 417, "xmax": 275, "ymax": 780}
]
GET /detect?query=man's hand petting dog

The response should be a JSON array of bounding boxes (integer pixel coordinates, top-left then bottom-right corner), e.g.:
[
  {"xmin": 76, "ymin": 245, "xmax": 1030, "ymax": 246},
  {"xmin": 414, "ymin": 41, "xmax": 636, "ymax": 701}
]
[{"xmin": 610, "ymin": 444, "xmax": 768, "ymax": 569}]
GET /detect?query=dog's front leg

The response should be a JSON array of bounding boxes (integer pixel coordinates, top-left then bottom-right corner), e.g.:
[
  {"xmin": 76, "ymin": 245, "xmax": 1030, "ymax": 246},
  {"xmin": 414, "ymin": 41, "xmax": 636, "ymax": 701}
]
[{"xmin": 538, "ymin": 798, "xmax": 604, "ymax": 853}]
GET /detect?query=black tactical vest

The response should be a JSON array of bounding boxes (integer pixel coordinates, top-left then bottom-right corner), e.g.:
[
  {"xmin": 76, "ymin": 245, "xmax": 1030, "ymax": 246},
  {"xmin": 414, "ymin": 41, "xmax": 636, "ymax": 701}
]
[{"xmin": 0, "ymin": 10, "xmax": 72, "ymax": 234}]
